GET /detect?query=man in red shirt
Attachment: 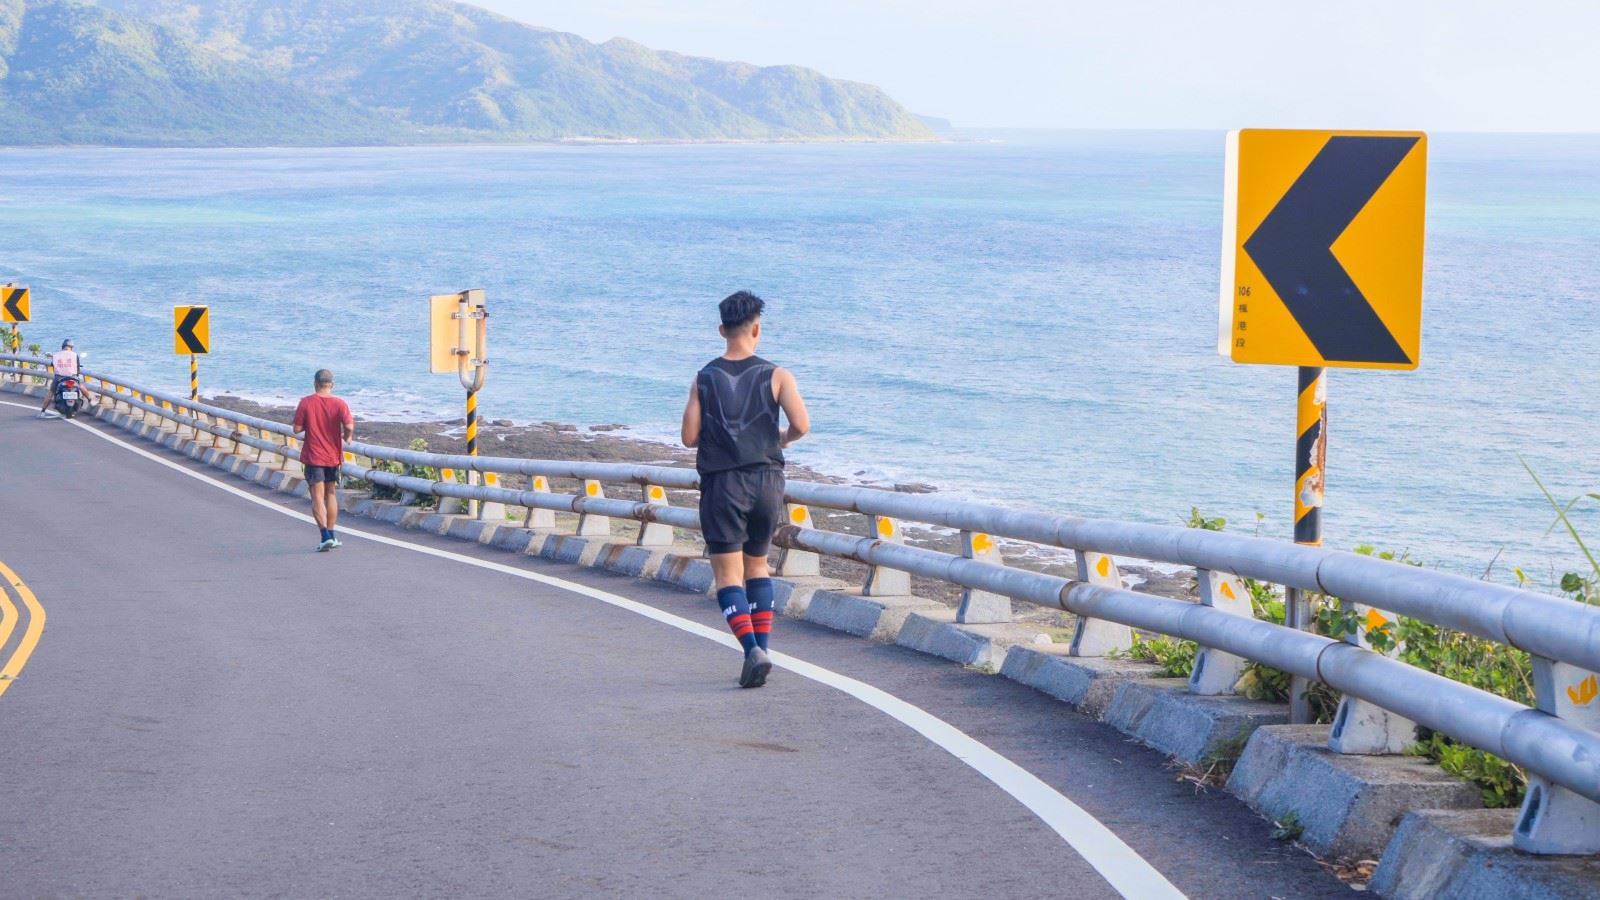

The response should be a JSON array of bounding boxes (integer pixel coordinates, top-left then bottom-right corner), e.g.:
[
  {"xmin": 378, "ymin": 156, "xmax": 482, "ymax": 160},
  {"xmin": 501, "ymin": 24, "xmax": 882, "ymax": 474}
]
[{"xmin": 292, "ymin": 369, "xmax": 355, "ymax": 552}]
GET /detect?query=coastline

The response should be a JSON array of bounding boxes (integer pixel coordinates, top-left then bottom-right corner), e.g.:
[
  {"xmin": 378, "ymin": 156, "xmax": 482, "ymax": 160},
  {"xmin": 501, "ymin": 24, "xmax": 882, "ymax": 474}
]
[
  {"xmin": 207, "ymin": 395, "xmax": 1194, "ymax": 620},
  {"xmin": 0, "ymin": 136, "xmax": 954, "ymax": 151}
]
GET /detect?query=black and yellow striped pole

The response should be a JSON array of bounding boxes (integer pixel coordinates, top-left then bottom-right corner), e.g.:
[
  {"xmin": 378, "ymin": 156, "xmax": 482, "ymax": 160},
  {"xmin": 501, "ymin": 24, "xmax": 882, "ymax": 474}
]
[
  {"xmin": 455, "ymin": 289, "xmax": 487, "ymax": 518},
  {"xmin": 1285, "ymin": 365, "xmax": 1327, "ymax": 722},
  {"xmin": 189, "ymin": 354, "xmax": 199, "ymax": 401},
  {"xmin": 1293, "ymin": 366, "xmax": 1327, "ymax": 544}
]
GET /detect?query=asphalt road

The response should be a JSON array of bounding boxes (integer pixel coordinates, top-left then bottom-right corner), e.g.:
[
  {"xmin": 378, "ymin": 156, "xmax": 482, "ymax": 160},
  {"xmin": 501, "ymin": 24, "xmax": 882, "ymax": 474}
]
[{"xmin": 0, "ymin": 397, "xmax": 1351, "ymax": 898}]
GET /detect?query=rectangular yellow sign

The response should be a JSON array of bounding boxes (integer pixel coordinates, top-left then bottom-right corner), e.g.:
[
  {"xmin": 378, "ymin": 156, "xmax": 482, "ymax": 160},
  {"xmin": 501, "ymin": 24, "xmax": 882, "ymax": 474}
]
[
  {"xmin": 174, "ymin": 305, "xmax": 210, "ymax": 355},
  {"xmin": 1219, "ymin": 129, "xmax": 1427, "ymax": 370},
  {"xmin": 430, "ymin": 293, "xmax": 461, "ymax": 374}
]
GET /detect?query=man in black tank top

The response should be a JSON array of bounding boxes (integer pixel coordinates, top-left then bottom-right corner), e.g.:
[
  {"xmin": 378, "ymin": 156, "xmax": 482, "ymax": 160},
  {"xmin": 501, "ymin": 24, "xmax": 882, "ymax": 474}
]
[{"xmin": 682, "ymin": 291, "xmax": 811, "ymax": 688}]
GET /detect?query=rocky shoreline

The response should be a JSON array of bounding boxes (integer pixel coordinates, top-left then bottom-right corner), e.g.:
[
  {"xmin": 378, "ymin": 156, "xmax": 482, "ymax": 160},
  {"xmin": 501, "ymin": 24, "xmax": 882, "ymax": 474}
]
[{"xmin": 207, "ymin": 396, "xmax": 1193, "ymax": 620}]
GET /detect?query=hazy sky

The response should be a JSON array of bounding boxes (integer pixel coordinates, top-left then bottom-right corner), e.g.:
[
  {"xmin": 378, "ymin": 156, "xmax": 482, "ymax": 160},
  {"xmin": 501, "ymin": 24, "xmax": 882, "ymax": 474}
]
[{"xmin": 471, "ymin": 0, "xmax": 1600, "ymax": 132}]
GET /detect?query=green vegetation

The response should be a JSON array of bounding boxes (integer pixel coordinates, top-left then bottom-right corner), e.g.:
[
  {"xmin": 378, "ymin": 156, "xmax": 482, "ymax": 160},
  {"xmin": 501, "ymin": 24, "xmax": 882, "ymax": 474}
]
[
  {"xmin": 0, "ymin": 0, "xmax": 935, "ymax": 146},
  {"xmin": 357, "ymin": 437, "xmax": 439, "ymax": 505},
  {"xmin": 1522, "ymin": 457, "xmax": 1600, "ymax": 604},
  {"xmin": 1122, "ymin": 633, "xmax": 1196, "ymax": 678},
  {"xmin": 1271, "ymin": 811, "xmax": 1304, "ymax": 843}
]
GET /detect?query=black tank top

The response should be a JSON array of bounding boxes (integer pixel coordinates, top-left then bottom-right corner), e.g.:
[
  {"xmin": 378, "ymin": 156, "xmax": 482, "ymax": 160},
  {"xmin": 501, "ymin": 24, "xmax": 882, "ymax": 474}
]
[{"xmin": 695, "ymin": 355, "xmax": 785, "ymax": 474}]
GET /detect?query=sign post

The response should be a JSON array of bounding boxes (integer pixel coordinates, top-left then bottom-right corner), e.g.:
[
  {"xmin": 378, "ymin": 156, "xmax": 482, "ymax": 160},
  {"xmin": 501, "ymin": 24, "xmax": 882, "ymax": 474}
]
[
  {"xmin": 1220, "ymin": 128, "xmax": 1427, "ymax": 723},
  {"xmin": 430, "ymin": 290, "xmax": 490, "ymax": 518},
  {"xmin": 174, "ymin": 305, "xmax": 211, "ymax": 401}
]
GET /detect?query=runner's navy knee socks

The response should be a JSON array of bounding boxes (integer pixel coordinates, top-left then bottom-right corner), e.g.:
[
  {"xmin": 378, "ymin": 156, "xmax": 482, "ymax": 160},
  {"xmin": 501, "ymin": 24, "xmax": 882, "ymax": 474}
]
[
  {"xmin": 746, "ymin": 577, "xmax": 775, "ymax": 651},
  {"xmin": 717, "ymin": 586, "xmax": 757, "ymax": 654}
]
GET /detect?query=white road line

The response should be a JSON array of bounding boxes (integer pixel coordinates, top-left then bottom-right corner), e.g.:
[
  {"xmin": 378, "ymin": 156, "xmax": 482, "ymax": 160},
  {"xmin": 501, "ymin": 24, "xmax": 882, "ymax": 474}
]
[{"xmin": 4, "ymin": 398, "xmax": 1185, "ymax": 900}]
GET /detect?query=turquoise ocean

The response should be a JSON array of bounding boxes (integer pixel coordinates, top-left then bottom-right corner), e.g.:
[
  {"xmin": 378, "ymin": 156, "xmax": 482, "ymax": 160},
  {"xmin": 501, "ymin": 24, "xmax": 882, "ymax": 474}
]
[{"xmin": 1, "ymin": 131, "xmax": 1596, "ymax": 582}]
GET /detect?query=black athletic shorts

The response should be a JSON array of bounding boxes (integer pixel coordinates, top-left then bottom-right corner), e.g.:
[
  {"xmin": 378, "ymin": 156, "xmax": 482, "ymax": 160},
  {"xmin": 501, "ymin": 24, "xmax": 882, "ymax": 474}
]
[
  {"xmin": 304, "ymin": 465, "xmax": 341, "ymax": 485},
  {"xmin": 699, "ymin": 466, "xmax": 785, "ymax": 556}
]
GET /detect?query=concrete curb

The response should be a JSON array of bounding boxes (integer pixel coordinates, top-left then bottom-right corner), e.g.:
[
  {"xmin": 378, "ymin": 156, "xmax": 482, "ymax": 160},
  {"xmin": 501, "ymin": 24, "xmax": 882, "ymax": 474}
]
[
  {"xmin": 593, "ymin": 544, "xmax": 671, "ymax": 579},
  {"xmin": 1371, "ymin": 808, "xmax": 1600, "ymax": 899},
  {"xmin": 1104, "ymin": 679, "xmax": 1289, "ymax": 767},
  {"xmin": 1228, "ymin": 724, "xmax": 1482, "ymax": 861},
  {"xmin": 768, "ymin": 576, "xmax": 849, "ymax": 617},
  {"xmin": 803, "ymin": 589, "xmax": 944, "ymax": 642},
  {"xmin": 896, "ymin": 609, "xmax": 1048, "ymax": 669},
  {"xmin": 999, "ymin": 647, "xmax": 1164, "ymax": 720}
]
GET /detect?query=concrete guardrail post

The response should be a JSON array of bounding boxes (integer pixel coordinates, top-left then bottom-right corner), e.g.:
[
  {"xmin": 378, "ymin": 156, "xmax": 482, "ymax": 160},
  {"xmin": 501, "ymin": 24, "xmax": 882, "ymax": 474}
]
[
  {"xmin": 1328, "ymin": 603, "xmax": 1416, "ymax": 754},
  {"xmin": 199, "ymin": 412, "xmax": 225, "ymax": 450},
  {"xmin": 157, "ymin": 401, "xmax": 180, "ymax": 435},
  {"xmin": 196, "ymin": 411, "xmax": 217, "ymax": 446},
  {"xmin": 777, "ymin": 504, "xmax": 821, "ymax": 576},
  {"xmin": 479, "ymin": 471, "xmax": 508, "ymax": 522},
  {"xmin": 637, "ymin": 484, "xmax": 674, "ymax": 547},
  {"xmin": 1068, "ymin": 551, "xmax": 1134, "ymax": 656},
  {"xmin": 174, "ymin": 404, "xmax": 196, "ymax": 439},
  {"xmin": 437, "ymin": 467, "xmax": 465, "ymax": 514},
  {"xmin": 234, "ymin": 424, "xmax": 259, "ymax": 461},
  {"xmin": 576, "ymin": 479, "xmax": 611, "ymax": 536},
  {"xmin": 280, "ymin": 436, "xmax": 302, "ymax": 475},
  {"xmin": 863, "ymin": 515, "xmax": 911, "ymax": 596},
  {"xmin": 955, "ymin": 531, "xmax": 1011, "ymax": 624},
  {"xmin": 1188, "ymin": 569, "xmax": 1253, "ymax": 694},
  {"xmin": 524, "ymin": 475, "xmax": 556, "ymax": 529},
  {"xmin": 1513, "ymin": 658, "xmax": 1600, "ymax": 854},
  {"xmin": 255, "ymin": 428, "xmax": 284, "ymax": 468}
]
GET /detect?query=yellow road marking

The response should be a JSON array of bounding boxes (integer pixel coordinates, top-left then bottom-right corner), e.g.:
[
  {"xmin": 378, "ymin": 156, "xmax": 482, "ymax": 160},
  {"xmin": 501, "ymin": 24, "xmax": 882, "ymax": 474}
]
[
  {"xmin": 0, "ymin": 559, "xmax": 45, "ymax": 699},
  {"xmin": 0, "ymin": 575, "xmax": 16, "ymax": 659}
]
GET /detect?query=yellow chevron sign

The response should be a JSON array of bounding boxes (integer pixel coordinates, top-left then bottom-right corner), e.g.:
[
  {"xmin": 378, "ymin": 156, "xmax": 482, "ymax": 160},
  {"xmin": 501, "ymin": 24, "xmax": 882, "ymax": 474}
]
[
  {"xmin": 2, "ymin": 285, "xmax": 29, "ymax": 323},
  {"xmin": 174, "ymin": 305, "xmax": 210, "ymax": 355},
  {"xmin": 1220, "ymin": 129, "xmax": 1427, "ymax": 369}
]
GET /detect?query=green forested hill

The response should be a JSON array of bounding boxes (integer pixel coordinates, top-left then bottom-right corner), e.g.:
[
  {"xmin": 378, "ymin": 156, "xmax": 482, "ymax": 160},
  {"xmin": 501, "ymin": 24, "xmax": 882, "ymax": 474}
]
[{"xmin": 0, "ymin": 0, "xmax": 935, "ymax": 145}]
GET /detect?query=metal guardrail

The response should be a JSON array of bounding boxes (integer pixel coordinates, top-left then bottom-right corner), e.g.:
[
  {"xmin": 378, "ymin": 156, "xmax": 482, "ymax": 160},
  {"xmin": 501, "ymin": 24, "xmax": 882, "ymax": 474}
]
[{"xmin": 8, "ymin": 353, "xmax": 1600, "ymax": 855}]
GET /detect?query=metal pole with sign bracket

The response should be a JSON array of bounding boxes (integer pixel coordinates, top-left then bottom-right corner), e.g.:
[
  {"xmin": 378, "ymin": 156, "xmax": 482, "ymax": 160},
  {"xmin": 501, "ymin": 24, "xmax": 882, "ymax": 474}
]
[{"xmin": 430, "ymin": 289, "xmax": 490, "ymax": 519}]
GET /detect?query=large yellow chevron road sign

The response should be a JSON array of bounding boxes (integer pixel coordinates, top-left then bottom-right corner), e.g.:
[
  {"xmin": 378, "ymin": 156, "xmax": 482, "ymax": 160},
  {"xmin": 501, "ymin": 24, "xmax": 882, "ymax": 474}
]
[
  {"xmin": 1219, "ymin": 129, "xmax": 1427, "ymax": 370},
  {"xmin": 174, "ymin": 305, "xmax": 210, "ymax": 354},
  {"xmin": 2, "ymin": 285, "xmax": 28, "ymax": 323}
]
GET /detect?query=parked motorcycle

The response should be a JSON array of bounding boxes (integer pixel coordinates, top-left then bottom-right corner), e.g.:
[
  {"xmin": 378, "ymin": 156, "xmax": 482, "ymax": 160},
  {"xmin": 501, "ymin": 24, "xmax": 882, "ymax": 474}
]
[{"xmin": 52, "ymin": 374, "xmax": 87, "ymax": 419}]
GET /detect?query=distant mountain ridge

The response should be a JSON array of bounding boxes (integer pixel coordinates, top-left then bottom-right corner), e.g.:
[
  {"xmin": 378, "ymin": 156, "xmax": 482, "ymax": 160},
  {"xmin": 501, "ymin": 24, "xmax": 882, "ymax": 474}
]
[{"xmin": 0, "ymin": 0, "xmax": 937, "ymax": 145}]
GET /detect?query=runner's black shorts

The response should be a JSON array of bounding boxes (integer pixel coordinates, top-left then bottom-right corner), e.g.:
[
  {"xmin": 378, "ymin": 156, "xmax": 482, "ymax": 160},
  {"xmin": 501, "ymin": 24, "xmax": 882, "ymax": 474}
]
[
  {"xmin": 699, "ymin": 466, "xmax": 786, "ymax": 556},
  {"xmin": 304, "ymin": 465, "xmax": 341, "ymax": 485}
]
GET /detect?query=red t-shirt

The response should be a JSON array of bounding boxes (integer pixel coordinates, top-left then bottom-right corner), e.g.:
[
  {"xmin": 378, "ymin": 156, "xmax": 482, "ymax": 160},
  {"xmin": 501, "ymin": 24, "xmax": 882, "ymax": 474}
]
[{"xmin": 292, "ymin": 394, "xmax": 353, "ymax": 468}]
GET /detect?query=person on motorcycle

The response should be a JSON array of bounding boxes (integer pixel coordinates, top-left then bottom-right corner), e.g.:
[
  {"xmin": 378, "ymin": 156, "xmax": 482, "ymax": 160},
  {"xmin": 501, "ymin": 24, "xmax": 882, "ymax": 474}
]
[{"xmin": 38, "ymin": 339, "xmax": 83, "ymax": 418}]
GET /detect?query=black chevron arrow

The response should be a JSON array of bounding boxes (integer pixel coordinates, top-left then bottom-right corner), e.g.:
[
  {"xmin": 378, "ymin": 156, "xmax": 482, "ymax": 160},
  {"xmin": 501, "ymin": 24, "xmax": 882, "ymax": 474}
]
[
  {"xmin": 2, "ymin": 289, "xmax": 25, "ymax": 322},
  {"xmin": 176, "ymin": 307, "xmax": 207, "ymax": 353},
  {"xmin": 1243, "ymin": 135, "xmax": 1418, "ymax": 365}
]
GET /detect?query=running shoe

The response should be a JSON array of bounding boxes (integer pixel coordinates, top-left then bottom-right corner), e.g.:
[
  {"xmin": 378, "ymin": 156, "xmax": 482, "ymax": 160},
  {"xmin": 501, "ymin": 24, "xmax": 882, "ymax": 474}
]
[
  {"xmin": 317, "ymin": 538, "xmax": 335, "ymax": 552},
  {"xmin": 739, "ymin": 647, "xmax": 772, "ymax": 689},
  {"xmin": 328, "ymin": 537, "xmax": 343, "ymax": 549},
  {"xmin": 748, "ymin": 651, "xmax": 772, "ymax": 688}
]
